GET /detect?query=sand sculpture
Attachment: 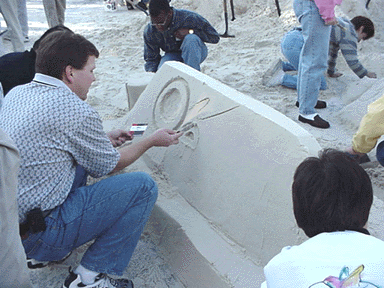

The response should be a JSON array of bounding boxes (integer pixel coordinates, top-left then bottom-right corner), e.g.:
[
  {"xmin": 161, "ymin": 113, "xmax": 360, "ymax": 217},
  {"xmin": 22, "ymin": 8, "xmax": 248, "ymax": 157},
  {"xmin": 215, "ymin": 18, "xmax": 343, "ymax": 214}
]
[{"xmin": 124, "ymin": 61, "xmax": 321, "ymax": 286}]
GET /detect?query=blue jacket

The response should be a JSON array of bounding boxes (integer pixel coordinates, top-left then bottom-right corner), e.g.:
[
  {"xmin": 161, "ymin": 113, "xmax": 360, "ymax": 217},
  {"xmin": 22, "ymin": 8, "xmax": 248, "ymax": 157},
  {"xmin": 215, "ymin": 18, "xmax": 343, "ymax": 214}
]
[{"xmin": 143, "ymin": 8, "xmax": 219, "ymax": 72}]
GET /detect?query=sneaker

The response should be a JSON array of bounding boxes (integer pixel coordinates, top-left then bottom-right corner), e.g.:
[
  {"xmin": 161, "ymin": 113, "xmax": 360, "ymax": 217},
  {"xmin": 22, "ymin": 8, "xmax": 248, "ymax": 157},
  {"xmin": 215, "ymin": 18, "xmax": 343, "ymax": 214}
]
[
  {"xmin": 298, "ymin": 115, "xmax": 330, "ymax": 129},
  {"xmin": 295, "ymin": 100, "xmax": 327, "ymax": 109},
  {"xmin": 135, "ymin": 2, "xmax": 149, "ymax": 15},
  {"xmin": 104, "ymin": 0, "xmax": 117, "ymax": 11},
  {"xmin": 63, "ymin": 268, "xmax": 134, "ymax": 288},
  {"xmin": 262, "ymin": 59, "xmax": 284, "ymax": 87}
]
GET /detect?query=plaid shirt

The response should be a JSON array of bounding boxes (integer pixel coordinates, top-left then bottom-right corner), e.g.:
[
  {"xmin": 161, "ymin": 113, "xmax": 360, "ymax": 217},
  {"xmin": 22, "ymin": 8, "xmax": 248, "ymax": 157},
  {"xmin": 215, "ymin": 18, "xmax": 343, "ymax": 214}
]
[
  {"xmin": 144, "ymin": 8, "xmax": 220, "ymax": 72},
  {"xmin": 0, "ymin": 74, "xmax": 120, "ymax": 221}
]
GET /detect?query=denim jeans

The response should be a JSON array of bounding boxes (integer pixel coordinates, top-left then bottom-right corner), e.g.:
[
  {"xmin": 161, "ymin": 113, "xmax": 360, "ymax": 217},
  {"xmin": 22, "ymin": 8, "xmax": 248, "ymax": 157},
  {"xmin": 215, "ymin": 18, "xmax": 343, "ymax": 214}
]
[
  {"xmin": 281, "ymin": 28, "xmax": 327, "ymax": 90},
  {"xmin": 22, "ymin": 168, "xmax": 158, "ymax": 276},
  {"xmin": 159, "ymin": 34, "xmax": 208, "ymax": 71},
  {"xmin": 293, "ymin": 0, "xmax": 331, "ymax": 115}
]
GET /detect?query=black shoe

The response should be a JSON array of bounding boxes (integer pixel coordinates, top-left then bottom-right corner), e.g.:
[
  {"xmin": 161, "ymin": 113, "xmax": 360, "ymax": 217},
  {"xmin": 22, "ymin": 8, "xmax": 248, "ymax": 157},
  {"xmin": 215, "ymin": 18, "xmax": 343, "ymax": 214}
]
[
  {"xmin": 295, "ymin": 100, "xmax": 327, "ymax": 109},
  {"xmin": 125, "ymin": 0, "xmax": 134, "ymax": 10},
  {"xmin": 298, "ymin": 115, "xmax": 330, "ymax": 129}
]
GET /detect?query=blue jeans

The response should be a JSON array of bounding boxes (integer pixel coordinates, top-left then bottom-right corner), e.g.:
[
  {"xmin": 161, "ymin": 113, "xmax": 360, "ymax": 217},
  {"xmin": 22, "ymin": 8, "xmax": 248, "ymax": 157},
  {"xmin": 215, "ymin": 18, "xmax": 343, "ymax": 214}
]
[
  {"xmin": 22, "ymin": 167, "xmax": 158, "ymax": 276},
  {"xmin": 159, "ymin": 34, "xmax": 208, "ymax": 71},
  {"xmin": 281, "ymin": 28, "xmax": 327, "ymax": 90},
  {"xmin": 293, "ymin": 0, "xmax": 331, "ymax": 115}
]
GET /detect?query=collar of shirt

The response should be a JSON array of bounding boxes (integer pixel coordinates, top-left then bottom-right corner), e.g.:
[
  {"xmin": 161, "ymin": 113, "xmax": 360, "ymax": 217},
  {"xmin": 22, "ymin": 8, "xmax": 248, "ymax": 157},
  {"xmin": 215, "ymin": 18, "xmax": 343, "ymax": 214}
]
[{"xmin": 33, "ymin": 73, "xmax": 73, "ymax": 93}]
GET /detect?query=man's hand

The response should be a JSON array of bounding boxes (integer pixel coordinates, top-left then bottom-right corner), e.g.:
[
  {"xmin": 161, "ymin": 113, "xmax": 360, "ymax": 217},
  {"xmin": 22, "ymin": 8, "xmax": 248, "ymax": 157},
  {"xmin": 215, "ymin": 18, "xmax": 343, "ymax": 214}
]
[
  {"xmin": 174, "ymin": 28, "xmax": 191, "ymax": 41},
  {"xmin": 107, "ymin": 129, "xmax": 134, "ymax": 147},
  {"xmin": 148, "ymin": 128, "xmax": 183, "ymax": 147},
  {"xmin": 325, "ymin": 18, "xmax": 338, "ymax": 26},
  {"xmin": 366, "ymin": 71, "xmax": 377, "ymax": 78},
  {"xmin": 328, "ymin": 72, "xmax": 343, "ymax": 78},
  {"xmin": 345, "ymin": 147, "xmax": 366, "ymax": 157}
]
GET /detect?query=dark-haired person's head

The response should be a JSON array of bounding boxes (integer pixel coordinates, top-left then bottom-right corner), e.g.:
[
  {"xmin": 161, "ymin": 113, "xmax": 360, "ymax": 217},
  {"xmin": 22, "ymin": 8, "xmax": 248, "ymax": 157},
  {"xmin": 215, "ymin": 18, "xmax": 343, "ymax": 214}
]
[
  {"xmin": 32, "ymin": 25, "xmax": 73, "ymax": 51},
  {"xmin": 292, "ymin": 149, "xmax": 373, "ymax": 238},
  {"xmin": 351, "ymin": 16, "xmax": 375, "ymax": 40},
  {"xmin": 149, "ymin": 0, "xmax": 173, "ymax": 32},
  {"xmin": 149, "ymin": 0, "xmax": 171, "ymax": 17},
  {"xmin": 35, "ymin": 31, "xmax": 99, "ymax": 100}
]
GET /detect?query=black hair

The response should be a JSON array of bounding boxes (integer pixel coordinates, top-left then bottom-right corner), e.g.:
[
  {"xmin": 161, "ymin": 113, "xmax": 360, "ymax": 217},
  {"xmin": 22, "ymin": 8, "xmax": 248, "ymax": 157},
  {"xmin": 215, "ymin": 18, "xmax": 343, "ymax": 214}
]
[
  {"xmin": 292, "ymin": 149, "xmax": 373, "ymax": 237},
  {"xmin": 351, "ymin": 16, "xmax": 375, "ymax": 40},
  {"xmin": 149, "ymin": 0, "xmax": 171, "ymax": 17},
  {"xmin": 35, "ymin": 31, "xmax": 99, "ymax": 80}
]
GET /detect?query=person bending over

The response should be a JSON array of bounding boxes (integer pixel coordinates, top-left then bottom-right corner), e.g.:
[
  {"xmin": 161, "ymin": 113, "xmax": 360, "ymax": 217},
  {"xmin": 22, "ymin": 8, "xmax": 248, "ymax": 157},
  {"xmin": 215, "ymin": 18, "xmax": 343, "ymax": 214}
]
[
  {"xmin": 263, "ymin": 16, "xmax": 376, "ymax": 93},
  {"xmin": 0, "ymin": 30, "xmax": 182, "ymax": 288},
  {"xmin": 262, "ymin": 149, "xmax": 384, "ymax": 287},
  {"xmin": 143, "ymin": 0, "xmax": 219, "ymax": 72},
  {"xmin": 346, "ymin": 92, "xmax": 384, "ymax": 167}
]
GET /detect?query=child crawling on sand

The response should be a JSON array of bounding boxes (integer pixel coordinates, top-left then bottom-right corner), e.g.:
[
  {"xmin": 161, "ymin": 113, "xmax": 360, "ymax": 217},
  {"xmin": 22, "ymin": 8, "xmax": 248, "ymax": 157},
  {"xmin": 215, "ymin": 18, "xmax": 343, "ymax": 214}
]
[{"xmin": 262, "ymin": 149, "xmax": 384, "ymax": 287}]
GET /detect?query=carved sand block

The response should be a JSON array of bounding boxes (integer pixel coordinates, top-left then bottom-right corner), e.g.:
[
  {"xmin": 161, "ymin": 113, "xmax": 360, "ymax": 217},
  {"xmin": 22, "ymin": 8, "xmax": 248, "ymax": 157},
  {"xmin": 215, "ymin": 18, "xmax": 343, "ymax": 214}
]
[
  {"xmin": 126, "ymin": 61, "xmax": 321, "ymax": 286},
  {"xmin": 125, "ymin": 72, "xmax": 154, "ymax": 110}
]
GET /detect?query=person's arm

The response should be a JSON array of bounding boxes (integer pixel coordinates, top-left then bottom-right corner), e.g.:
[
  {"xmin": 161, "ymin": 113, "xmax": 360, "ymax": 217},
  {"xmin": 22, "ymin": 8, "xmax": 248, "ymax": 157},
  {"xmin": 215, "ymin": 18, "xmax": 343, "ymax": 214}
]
[
  {"xmin": 143, "ymin": 26, "xmax": 161, "ymax": 72},
  {"xmin": 183, "ymin": 13, "xmax": 220, "ymax": 44},
  {"xmin": 352, "ymin": 95, "xmax": 384, "ymax": 154},
  {"xmin": 339, "ymin": 34, "xmax": 368, "ymax": 78},
  {"xmin": 110, "ymin": 128, "xmax": 182, "ymax": 173},
  {"xmin": 327, "ymin": 41, "xmax": 340, "ymax": 76}
]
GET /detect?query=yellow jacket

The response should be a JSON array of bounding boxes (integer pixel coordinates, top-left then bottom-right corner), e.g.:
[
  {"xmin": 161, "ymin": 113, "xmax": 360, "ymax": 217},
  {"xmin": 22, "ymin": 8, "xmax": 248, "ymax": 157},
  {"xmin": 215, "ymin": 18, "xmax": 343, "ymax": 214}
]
[{"xmin": 352, "ymin": 94, "xmax": 384, "ymax": 153}]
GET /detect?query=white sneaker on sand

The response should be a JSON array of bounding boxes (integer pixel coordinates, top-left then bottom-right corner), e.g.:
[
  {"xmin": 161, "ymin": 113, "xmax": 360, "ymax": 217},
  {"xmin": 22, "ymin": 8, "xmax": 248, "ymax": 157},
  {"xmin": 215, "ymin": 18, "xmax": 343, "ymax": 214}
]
[
  {"xmin": 262, "ymin": 59, "xmax": 284, "ymax": 87},
  {"xmin": 63, "ymin": 268, "xmax": 134, "ymax": 288}
]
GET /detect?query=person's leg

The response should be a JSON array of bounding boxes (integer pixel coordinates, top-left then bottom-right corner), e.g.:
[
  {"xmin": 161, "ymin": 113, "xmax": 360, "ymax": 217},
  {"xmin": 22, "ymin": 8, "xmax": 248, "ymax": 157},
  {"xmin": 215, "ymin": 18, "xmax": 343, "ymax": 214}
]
[
  {"xmin": 158, "ymin": 52, "xmax": 183, "ymax": 70},
  {"xmin": 181, "ymin": 34, "xmax": 208, "ymax": 71},
  {"xmin": 17, "ymin": 0, "xmax": 28, "ymax": 38},
  {"xmin": 22, "ymin": 171, "xmax": 158, "ymax": 276},
  {"xmin": 294, "ymin": 0, "xmax": 330, "ymax": 116},
  {"xmin": 56, "ymin": 0, "xmax": 66, "ymax": 25},
  {"xmin": 281, "ymin": 28, "xmax": 303, "ymax": 72},
  {"xmin": 376, "ymin": 141, "xmax": 384, "ymax": 166},
  {"xmin": 281, "ymin": 74, "xmax": 298, "ymax": 89},
  {"xmin": 43, "ymin": 0, "xmax": 65, "ymax": 27},
  {"xmin": 0, "ymin": 0, "xmax": 25, "ymax": 52}
]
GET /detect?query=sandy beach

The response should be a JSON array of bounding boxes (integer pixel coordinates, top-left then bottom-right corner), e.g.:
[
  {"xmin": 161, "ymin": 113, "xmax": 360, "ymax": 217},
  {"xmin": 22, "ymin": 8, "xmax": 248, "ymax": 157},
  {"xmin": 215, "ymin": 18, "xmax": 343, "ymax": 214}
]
[{"xmin": 2, "ymin": 0, "xmax": 384, "ymax": 286}]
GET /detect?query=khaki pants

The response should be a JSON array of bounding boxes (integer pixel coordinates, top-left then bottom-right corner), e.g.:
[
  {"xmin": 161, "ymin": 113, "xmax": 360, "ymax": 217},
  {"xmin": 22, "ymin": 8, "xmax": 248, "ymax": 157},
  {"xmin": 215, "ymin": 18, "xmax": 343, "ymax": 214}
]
[
  {"xmin": 42, "ymin": 0, "xmax": 66, "ymax": 28},
  {"xmin": 0, "ymin": 128, "xmax": 31, "ymax": 288}
]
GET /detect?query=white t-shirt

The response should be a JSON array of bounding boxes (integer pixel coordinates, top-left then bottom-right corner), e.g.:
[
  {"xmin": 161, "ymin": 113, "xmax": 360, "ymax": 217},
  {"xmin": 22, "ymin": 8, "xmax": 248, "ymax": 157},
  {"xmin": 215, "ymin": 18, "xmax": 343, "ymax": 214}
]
[{"xmin": 262, "ymin": 231, "xmax": 384, "ymax": 287}]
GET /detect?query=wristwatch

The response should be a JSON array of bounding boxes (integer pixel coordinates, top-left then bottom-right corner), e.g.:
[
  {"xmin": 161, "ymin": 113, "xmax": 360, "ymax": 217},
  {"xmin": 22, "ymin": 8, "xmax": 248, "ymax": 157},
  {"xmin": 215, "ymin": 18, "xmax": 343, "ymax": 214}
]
[{"xmin": 189, "ymin": 29, "xmax": 194, "ymax": 34}]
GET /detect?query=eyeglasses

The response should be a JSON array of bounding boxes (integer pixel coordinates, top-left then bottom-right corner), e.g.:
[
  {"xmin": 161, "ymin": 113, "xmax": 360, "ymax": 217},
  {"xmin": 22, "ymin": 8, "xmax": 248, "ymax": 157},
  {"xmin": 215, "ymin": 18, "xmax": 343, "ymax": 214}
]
[{"xmin": 150, "ymin": 12, "xmax": 171, "ymax": 27}]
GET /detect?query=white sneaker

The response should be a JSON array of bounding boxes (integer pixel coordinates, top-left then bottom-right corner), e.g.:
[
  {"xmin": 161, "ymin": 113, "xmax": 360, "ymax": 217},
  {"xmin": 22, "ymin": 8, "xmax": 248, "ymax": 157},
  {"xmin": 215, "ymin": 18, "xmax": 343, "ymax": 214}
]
[
  {"xmin": 63, "ymin": 268, "xmax": 134, "ymax": 288},
  {"xmin": 262, "ymin": 59, "xmax": 284, "ymax": 87}
]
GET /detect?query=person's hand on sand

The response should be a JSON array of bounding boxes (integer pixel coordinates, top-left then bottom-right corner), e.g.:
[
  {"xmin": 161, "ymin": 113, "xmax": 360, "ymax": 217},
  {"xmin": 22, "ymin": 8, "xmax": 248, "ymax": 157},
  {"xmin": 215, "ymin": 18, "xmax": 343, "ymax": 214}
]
[
  {"xmin": 174, "ymin": 28, "xmax": 191, "ymax": 41},
  {"xmin": 325, "ymin": 18, "xmax": 338, "ymax": 26},
  {"xmin": 107, "ymin": 129, "xmax": 134, "ymax": 147},
  {"xmin": 328, "ymin": 72, "xmax": 343, "ymax": 78},
  {"xmin": 366, "ymin": 71, "xmax": 377, "ymax": 78},
  {"xmin": 148, "ymin": 128, "xmax": 183, "ymax": 147},
  {"xmin": 345, "ymin": 147, "xmax": 366, "ymax": 157}
]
